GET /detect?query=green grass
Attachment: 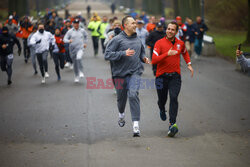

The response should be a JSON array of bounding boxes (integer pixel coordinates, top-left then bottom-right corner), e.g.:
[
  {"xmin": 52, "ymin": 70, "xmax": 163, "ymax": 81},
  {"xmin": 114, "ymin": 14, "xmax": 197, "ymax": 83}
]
[{"xmin": 207, "ymin": 30, "xmax": 250, "ymax": 60}]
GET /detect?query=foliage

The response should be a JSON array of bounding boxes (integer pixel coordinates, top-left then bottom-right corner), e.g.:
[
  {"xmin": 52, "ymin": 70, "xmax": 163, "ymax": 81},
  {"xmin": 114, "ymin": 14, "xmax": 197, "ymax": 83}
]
[
  {"xmin": 207, "ymin": 30, "xmax": 250, "ymax": 60},
  {"xmin": 205, "ymin": 0, "xmax": 248, "ymax": 30}
]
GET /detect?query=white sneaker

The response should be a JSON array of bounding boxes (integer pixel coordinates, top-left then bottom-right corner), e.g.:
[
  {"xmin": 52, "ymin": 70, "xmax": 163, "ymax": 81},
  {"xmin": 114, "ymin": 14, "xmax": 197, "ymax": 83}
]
[
  {"xmin": 133, "ymin": 121, "xmax": 140, "ymax": 137},
  {"xmin": 45, "ymin": 72, "xmax": 49, "ymax": 78},
  {"xmin": 41, "ymin": 77, "xmax": 46, "ymax": 84},
  {"xmin": 69, "ymin": 64, "xmax": 74, "ymax": 70},
  {"xmin": 74, "ymin": 76, "xmax": 80, "ymax": 83},
  {"xmin": 65, "ymin": 62, "xmax": 70, "ymax": 68},
  {"xmin": 79, "ymin": 71, "xmax": 84, "ymax": 78}
]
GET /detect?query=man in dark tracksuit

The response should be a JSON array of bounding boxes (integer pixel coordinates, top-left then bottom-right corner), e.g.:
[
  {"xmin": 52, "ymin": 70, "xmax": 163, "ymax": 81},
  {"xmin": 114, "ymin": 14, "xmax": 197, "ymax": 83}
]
[
  {"xmin": 105, "ymin": 16, "xmax": 150, "ymax": 137},
  {"xmin": 146, "ymin": 22, "xmax": 165, "ymax": 76},
  {"xmin": 193, "ymin": 16, "xmax": 208, "ymax": 57},
  {"xmin": 0, "ymin": 26, "xmax": 21, "ymax": 85}
]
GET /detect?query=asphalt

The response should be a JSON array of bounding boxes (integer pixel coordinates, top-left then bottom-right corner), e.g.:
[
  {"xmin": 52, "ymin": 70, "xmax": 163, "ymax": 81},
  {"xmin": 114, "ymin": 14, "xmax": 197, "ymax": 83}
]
[{"xmin": 0, "ymin": 1, "xmax": 249, "ymax": 167}]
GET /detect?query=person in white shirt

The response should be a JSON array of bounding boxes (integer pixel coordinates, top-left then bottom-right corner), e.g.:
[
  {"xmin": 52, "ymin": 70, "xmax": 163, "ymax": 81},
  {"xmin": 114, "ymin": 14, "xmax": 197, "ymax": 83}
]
[
  {"xmin": 136, "ymin": 20, "xmax": 148, "ymax": 48},
  {"xmin": 30, "ymin": 23, "xmax": 55, "ymax": 84},
  {"xmin": 63, "ymin": 19, "xmax": 87, "ymax": 83}
]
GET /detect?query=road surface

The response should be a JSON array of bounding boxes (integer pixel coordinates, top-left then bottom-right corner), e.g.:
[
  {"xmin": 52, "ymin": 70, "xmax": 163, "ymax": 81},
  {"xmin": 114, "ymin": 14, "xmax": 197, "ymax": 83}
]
[{"xmin": 0, "ymin": 1, "xmax": 249, "ymax": 167}]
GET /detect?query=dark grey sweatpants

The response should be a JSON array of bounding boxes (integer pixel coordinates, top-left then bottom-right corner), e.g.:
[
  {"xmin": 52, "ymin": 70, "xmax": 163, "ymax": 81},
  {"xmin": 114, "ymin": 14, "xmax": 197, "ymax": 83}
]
[{"xmin": 113, "ymin": 74, "xmax": 141, "ymax": 121}]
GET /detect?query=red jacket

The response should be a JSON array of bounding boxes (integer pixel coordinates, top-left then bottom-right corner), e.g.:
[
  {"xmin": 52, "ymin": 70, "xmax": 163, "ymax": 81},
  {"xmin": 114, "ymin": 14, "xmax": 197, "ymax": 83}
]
[
  {"xmin": 54, "ymin": 35, "xmax": 65, "ymax": 53},
  {"xmin": 152, "ymin": 37, "xmax": 191, "ymax": 77}
]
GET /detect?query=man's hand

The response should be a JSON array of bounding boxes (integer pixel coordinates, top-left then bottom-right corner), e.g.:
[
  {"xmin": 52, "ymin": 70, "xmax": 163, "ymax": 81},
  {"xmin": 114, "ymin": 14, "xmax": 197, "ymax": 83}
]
[
  {"xmin": 143, "ymin": 57, "xmax": 150, "ymax": 64},
  {"xmin": 236, "ymin": 49, "xmax": 243, "ymax": 57},
  {"xmin": 168, "ymin": 48, "xmax": 178, "ymax": 56},
  {"xmin": 125, "ymin": 48, "xmax": 135, "ymax": 56},
  {"xmin": 69, "ymin": 39, "xmax": 73, "ymax": 43},
  {"xmin": 18, "ymin": 49, "xmax": 21, "ymax": 56},
  {"xmin": 83, "ymin": 44, "xmax": 87, "ymax": 48},
  {"xmin": 187, "ymin": 64, "xmax": 194, "ymax": 78},
  {"xmin": 200, "ymin": 28, "xmax": 204, "ymax": 32},
  {"xmin": 2, "ymin": 44, "xmax": 7, "ymax": 49},
  {"xmin": 109, "ymin": 35, "xmax": 114, "ymax": 40},
  {"xmin": 36, "ymin": 39, "xmax": 41, "ymax": 44}
]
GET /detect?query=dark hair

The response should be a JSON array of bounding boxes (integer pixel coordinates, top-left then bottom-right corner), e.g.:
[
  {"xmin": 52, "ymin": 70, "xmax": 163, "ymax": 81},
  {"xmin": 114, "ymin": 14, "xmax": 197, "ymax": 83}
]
[
  {"xmin": 167, "ymin": 21, "xmax": 179, "ymax": 32},
  {"xmin": 122, "ymin": 15, "xmax": 133, "ymax": 28},
  {"xmin": 38, "ymin": 22, "xmax": 44, "ymax": 26}
]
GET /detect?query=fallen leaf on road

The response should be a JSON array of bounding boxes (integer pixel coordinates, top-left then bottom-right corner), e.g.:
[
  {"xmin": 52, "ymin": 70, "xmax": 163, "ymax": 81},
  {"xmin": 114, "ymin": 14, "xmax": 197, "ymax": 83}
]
[{"xmin": 146, "ymin": 147, "xmax": 150, "ymax": 151}]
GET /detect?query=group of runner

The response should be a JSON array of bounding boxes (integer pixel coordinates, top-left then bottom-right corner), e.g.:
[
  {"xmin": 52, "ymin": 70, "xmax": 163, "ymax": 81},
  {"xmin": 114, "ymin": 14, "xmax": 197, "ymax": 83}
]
[{"xmin": 1, "ymin": 8, "xmax": 213, "ymax": 137}]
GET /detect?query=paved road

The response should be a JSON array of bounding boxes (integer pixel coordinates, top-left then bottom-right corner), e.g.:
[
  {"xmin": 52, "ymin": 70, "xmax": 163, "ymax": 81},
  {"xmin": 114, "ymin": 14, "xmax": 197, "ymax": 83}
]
[{"xmin": 0, "ymin": 1, "xmax": 250, "ymax": 167}]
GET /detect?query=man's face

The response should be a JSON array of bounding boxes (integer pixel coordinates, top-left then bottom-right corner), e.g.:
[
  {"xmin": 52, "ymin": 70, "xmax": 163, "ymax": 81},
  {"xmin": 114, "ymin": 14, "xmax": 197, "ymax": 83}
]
[
  {"xmin": 124, "ymin": 17, "xmax": 136, "ymax": 33},
  {"xmin": 55, "ymin": 29, "xmax": 60, "ymax": 35},
  {"xmin": 103, "ymin": 17, "xmax": 108, "ymax": 23},
  {"xmin": 176, "ymin": 20, "xmax": 182, "ymax": 25},
  {"xmin": 151, "ymin": 17, "xmax": 155, "ymax": 23},
  {"xmin": 66, "ymin": 22, "xmax": 71, "ymax": 27},
  {"xmin": 196, "ymin": 16, "xmax": 202, "ymax": 23},
  {"xmin": 137, "ymin": 23, "xmax": 144, "ymax": 29},
  {"xmin": 166, "ymin": 24, "xmax": 177, "ymax": 39},
  {"xmin": 93, "ymin": 17, "xmax": 97, "ymax": 21},
  {"xmin": 188, "ymin": 19, "xmax": 193, "ymax": 25},
  {"xmin": 38, "ymin": 25, "xmax": 44, "ymax": 30},
  {"xmin": 73, "ymin": 23, "xmax": 79, "ymax": 29}
]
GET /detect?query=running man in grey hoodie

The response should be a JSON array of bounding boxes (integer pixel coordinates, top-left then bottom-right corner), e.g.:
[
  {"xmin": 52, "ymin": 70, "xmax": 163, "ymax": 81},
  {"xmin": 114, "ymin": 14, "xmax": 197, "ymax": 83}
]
[
  {"xmin": 64, "ymin": 19, "xmax": 87, "ymax": 83},
  {"xmin": 105, "ymin": 16, "xmax": 150, "ymax": 137}
]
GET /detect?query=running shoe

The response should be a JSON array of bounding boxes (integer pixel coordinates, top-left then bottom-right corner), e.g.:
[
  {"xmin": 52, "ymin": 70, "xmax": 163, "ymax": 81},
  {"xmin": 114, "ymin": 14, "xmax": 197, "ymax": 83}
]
[
  {"xmin": 168, "ymin": 123, "xmax": 178, "ymax": 137},
  {"xmin": 133, "ymin": 124, "xmax": 140, "ymax": 137},
  {"xmin": 45, "ymin": 72, "xmax": 50, "ymax": 78},
  {"xmin": 118, "ymin": 118, "xmax": 125, "ymax": 127},
  {"xmin": 41, "ymin": 77, "xmax": 46, "ymax": 84},
  {"xmin": 7, "ymin": 80, "xmax": 12, "ymax": 85},
  {"xmin": 74, "ymin": 76, "xmax": 80, "ymax": 83},
  {"xmin": 65, "ymin": 62, "xmax": 70, "ymax": 68},
  {"xmin": 69, "ymin": 64, "xmax": 74, "ymax": 70},
  {"xmin": 160, "ymin": 109, "xmax": 167, "ymax": 121},
  {"xmin": 79, "ymin": 71, "xmax": 84, "ymax": 78}
]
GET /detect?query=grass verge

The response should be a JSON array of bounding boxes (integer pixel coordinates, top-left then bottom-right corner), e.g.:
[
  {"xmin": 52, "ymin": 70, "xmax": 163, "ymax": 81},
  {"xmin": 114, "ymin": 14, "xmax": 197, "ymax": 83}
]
[{"xmin": 207, "ymin": 30, "xmax": 250, "ymax": 60}]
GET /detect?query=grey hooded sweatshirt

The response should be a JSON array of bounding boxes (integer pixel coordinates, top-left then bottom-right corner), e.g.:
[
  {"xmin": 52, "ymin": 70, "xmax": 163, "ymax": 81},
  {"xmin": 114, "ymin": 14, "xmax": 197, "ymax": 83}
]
[
  {"xmin": 104, "ymin": 31, "xmax": 146, "ymax": 77},
  {"xmin": 63, "ymin": 27, "xmax": 87, "ymax": 55}
]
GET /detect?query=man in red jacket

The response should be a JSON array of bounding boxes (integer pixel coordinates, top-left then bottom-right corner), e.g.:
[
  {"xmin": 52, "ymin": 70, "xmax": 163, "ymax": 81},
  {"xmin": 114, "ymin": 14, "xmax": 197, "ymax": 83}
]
[{"xmin": 152, "ymin": 21, "xmax": 194, "ymax": 137}]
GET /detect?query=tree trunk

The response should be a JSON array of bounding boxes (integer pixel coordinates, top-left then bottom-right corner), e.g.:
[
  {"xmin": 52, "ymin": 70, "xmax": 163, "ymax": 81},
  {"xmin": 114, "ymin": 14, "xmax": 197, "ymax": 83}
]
[
  {"xmin": 173, "ymin": 0, "xmax": 179, "ymax": 17},
  {"xmin": 245, "ymin": 0, "xmax": 250, "ymax": 44}
]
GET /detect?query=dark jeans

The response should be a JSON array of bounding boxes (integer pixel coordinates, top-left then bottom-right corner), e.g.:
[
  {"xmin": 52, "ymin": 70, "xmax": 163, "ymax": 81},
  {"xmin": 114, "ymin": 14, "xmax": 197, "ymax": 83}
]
[
  {"xmin": 92, "ymin": 36, "xmax": 99, "ymax": 55},
  {"xmin": 155, "ymin": 73, "xmax": 182, "ymax": 124},
  {"xmin": 36, "ymin": 51, "xmax": 49, "ymax": 77},
  {"xmin": 100, "ymin": 38, "xmax": 105, "ymax": 54},
  {"xmin": 150, "ymin": 49, "xmax": 157, "ymax": 76},
  {"xmin": 194, "ymin": 38, "xmax": 203, "ymax": 56},
  {"xmin": 23, "ymin": 38, "xmax": 30, "ymax": 60},
  {"xmin": 64, "ymin": 43, "xmax": 72, "ymax": 63},
  {"xmin": 0, "ymin": 55, "xmax": 13, "ymax": 81},
  {"xmin": 53, "ymin": 52, "xmax": 65, "ymax": 78}
]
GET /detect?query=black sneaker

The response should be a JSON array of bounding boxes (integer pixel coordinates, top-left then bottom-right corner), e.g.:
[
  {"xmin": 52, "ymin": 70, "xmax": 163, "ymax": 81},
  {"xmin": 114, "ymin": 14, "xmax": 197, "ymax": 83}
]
[
  {"xmin": 34, "ymin": 71, "xmax": 38, "ymax": 75},
  {"xmin": 7, "ymin": 80, "xmax": 12, "ymax": 85},
  {"xmin": 168, "ymin": 123, "xmax": 178, "ymax": 137},
  {"xmin": 160, "ymin": 109, "xmax": 167, "ymax": 121},
  {"xmin": 118, "ymin": 118, "xmax": 125, "ymax": 127}
]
